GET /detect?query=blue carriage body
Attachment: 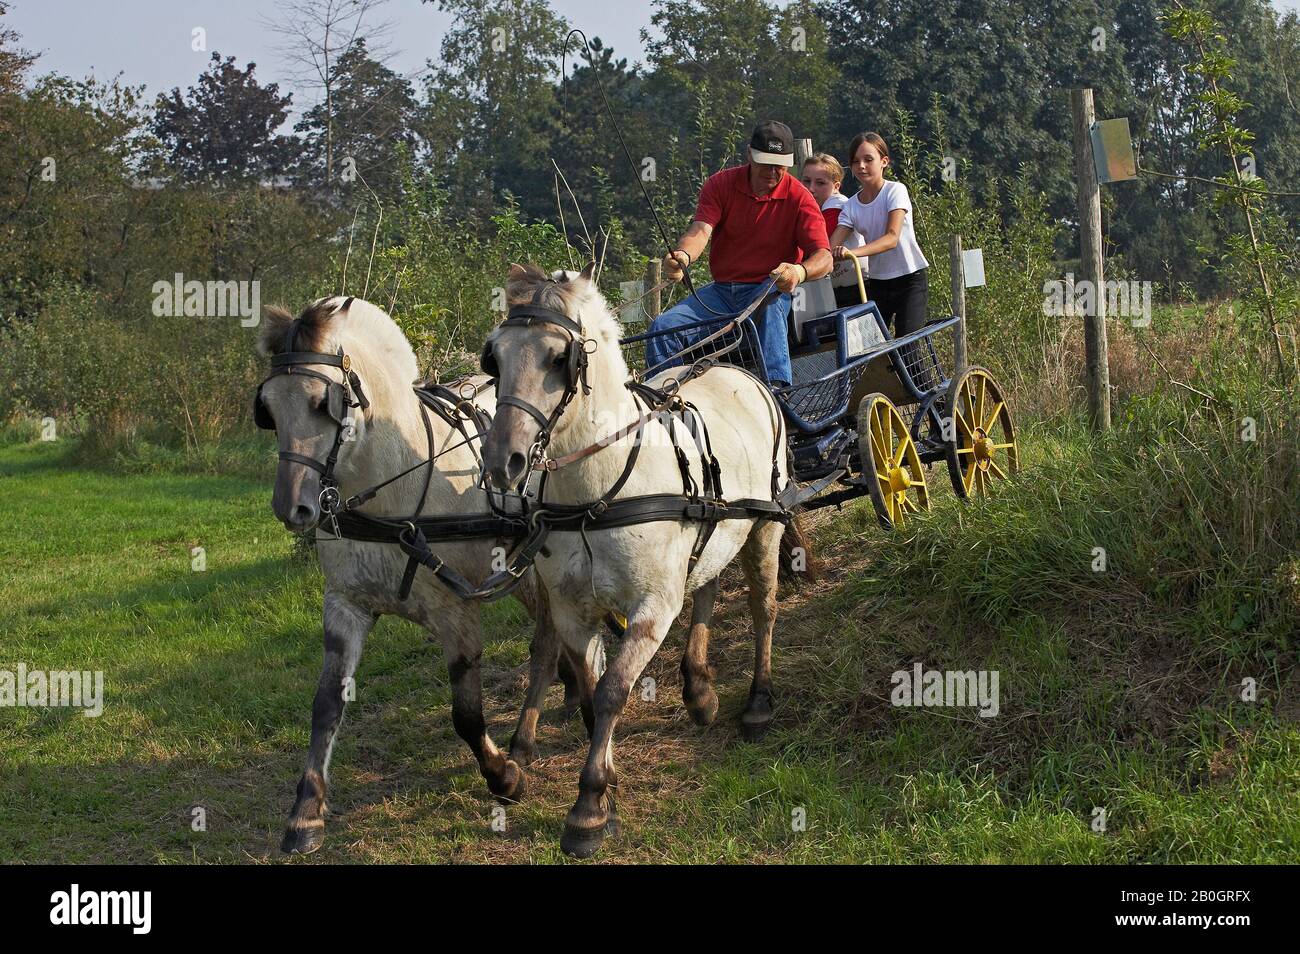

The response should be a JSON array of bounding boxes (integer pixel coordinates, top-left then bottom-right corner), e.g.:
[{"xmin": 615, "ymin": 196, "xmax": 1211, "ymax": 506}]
[{"xmin": 619, "ymin": 289, "xmax": 960, "ymax": 480}]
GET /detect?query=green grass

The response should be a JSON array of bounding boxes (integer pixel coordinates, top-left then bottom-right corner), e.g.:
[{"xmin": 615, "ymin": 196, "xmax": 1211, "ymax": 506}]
[{"xmin": 0, "ymin": 412, "xmax": 1296, "ymax": 863}]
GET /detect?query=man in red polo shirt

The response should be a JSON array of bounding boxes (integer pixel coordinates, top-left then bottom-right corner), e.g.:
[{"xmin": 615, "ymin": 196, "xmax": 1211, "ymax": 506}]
[{"xmin": 645, "ymin": 120, "xmax": 832, "ymax": 387}]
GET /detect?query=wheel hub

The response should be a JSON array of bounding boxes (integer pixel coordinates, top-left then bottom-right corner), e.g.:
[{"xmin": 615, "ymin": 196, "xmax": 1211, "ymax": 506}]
[
  {"xmin": 887, "ymin": 465, "xmax": 910, "ymax": 494},
  {"xmin": 972, "ymin": 427, "xmax": 994, "ymax": 468}
]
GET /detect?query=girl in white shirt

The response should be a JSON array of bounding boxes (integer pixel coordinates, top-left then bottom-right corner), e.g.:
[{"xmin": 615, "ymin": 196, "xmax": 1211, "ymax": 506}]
[{"xmin": 829, "ymin": 133, "xmax": 932, "ymax": 386}]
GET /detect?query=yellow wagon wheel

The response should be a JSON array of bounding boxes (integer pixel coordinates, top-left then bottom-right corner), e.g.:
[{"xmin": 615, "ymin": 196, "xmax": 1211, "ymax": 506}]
[
  {"xmin": 944, "ymin": 366, "xmax": 1019, "ymax": 498},
  {"xmin": 856, "ymin": 392, "xmax": 930, "ymax": 530}
]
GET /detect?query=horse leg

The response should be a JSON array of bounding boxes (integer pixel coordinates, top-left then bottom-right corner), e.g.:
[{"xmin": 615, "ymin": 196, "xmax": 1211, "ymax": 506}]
[
  {"xmin": 282, "ymin": 591, "xmax": 374, "ymax": 854},
  {"xmin": 561, "ymin": 612, "xmax": 672, "ymax": 858},
  {"xmin": 556, "ymin": 649, "xmax": 582, "ymax": 719},
  {"xmin": 681, "ymin": 580, "xmax": 720, "ymax": 725},
  {"xmin": 509, "ymin": 606, "xmax": 559, "ymax": 767},
  {"xmin": 562, "ymin": 642, "xmax": 600, "ymax": 739},
  {"xmin": 739, "ymin": 520, "xmax": 783, "ymax": 741},
  {"xmin": 438, "ymin": 616, "xmax": 526, "ymax": 803}
]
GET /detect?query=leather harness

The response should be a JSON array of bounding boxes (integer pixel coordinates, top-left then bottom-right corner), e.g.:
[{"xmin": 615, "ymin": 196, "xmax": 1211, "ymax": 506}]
[{"xmin": 256, "ymin": 283, "xmax": 797, "ymax": 606}]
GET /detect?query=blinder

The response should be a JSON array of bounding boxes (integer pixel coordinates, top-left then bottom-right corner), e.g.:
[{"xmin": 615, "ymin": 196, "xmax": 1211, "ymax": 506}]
[
  {"xmin": 479, "ymin": 340, "xmax": 499, "ymax": 380},
  {"xmin": 480, "ymin": 303, "xmax": 591, "ymax": 391},
  {"xmin": 252, "ymin": 349, "xmax": 365, "ymax": 432},
  {"xmin": 253, "ymin": 386, "xmax": 274, "ymax": 430}
]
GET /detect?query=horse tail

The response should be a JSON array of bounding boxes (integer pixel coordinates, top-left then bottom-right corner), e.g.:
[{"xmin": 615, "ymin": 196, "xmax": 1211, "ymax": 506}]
[{"xmin": 778, "ymin": 510, "xmax": 817, "ymax": 586}]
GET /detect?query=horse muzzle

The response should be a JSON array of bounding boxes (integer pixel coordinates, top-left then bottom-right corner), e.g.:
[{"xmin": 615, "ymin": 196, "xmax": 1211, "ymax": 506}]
[{"xmin": 272, "ymin": 462, "xmax": 323, "ymax": 532}]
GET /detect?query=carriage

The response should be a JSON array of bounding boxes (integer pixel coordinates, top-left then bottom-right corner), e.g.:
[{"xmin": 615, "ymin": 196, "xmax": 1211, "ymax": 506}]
[{"xmin": 619, "ymin": 256, "xmax": 1020, "ymax": 529}]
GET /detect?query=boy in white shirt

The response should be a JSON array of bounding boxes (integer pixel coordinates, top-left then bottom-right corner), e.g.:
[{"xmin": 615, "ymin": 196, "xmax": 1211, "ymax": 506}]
[{"xmin": 801, "ymin": 153, "xmax": 865, "ymax": 309}]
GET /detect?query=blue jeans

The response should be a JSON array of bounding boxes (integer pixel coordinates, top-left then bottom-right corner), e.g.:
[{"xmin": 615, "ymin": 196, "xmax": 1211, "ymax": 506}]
[{"xmin": 644, "ymin": 281, "xmax": 793, "ymax": 385}]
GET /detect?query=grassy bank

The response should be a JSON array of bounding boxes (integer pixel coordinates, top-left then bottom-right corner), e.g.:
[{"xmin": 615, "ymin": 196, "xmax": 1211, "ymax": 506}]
[{"xmin": 1, "ymin": 385, "xmax": 1295, "ymax": 861}]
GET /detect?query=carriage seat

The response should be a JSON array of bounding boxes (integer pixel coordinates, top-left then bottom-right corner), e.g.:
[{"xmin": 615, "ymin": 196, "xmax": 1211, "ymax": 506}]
[{"xmin": 789, "ymin": 275, "xmax": 839, "ymax": 343}]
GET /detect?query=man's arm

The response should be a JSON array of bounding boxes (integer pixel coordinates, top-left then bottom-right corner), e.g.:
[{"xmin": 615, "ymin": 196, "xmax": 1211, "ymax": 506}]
[
  {"xmin": 663, "ymin": 221, "xmax": 713, "ymax": 282},
  {"xmin": 770, "ymin": 248, "xmax": 832, "ymax": 293}
]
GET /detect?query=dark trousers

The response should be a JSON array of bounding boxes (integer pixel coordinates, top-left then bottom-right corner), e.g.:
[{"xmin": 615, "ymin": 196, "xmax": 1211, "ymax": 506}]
[{"xmin": 868, "ymin": 268, "xmax": 932, "ymax": 391}]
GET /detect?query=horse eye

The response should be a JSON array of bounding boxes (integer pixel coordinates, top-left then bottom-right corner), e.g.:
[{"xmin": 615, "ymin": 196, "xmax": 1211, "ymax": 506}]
[
  {"xmin": 551, "ymin": 352, "xmax": 568, "ymax": 370},
  {"xmin": 314, "ymin": 396, "xmax": 329, "ymax": 413}
]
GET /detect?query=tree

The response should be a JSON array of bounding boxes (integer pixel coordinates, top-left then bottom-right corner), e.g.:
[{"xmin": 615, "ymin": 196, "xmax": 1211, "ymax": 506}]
[
  {"xmin": 646, "ymin": 0, "xmax": 837, "ymax": 174},
  {"xmin": 263, "ymin": 0, "xmax": 396, "ymax": 185},
  {"xmin": 294, "ymin": 38, "xmax": 418, "ymax": 203},
  {"xmin": 0, "ymin": 0, "xmax": 33, "ymax": 99},
  {"xmin": 151, "ymin": 53, "xmax": 294, "ymax": 182},
  {"xmin": 420, "ymin": 0, "xmax": 569, "ymax": 222}
]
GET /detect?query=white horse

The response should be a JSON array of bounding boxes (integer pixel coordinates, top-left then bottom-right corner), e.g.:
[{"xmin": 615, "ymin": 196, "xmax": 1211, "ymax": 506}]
[
  {"xmin": 254, "ymin": 296, "xmax": 593, "ymax": 854},
  {"xmin": 481, "ymin": 264, "xmax": 792, "ymax": 858}
]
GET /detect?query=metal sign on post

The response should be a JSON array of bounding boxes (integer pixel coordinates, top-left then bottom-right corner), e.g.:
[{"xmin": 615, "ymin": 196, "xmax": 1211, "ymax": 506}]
[
  {"xmin": 962, "ymin": 248, "xmax": 986, "ymax": 287},
  {"xmin": 618, "ymin": 280, "xmax": 646, "ymax": 323},
  {"xmin": 1090, "ymin": 118, "xmax": 1137, "ymax": 184}
]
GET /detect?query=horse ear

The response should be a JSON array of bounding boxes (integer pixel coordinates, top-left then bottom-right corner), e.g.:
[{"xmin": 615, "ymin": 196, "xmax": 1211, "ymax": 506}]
[
  {"xmin": 257, "ymin": 305, "xmax": 294, "ymax": 356},
  {"xmin": 579, "ymin": 261, "xmax": 597, "ymax": 281},
  {"xmin": 507, "ymin": 263, "xmax": 531, "ymax": 283}
]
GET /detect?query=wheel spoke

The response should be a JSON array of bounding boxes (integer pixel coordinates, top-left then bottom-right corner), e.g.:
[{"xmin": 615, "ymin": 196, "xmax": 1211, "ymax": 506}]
[
  {"xmin": 982, "ymin": 400, "xmax": 1004, "ymax": 433},
  {"xmin": 964, "ymin": 459, "xmax": 977, "ymax": 493},
  {"xmin": 954, "ymin": 405, "xmax": 975, "ymax": 439},
  {"xmin": 990, "ymin": 442, "xmax": 1016, "ymax": 450},
  {"xmin": 989, "ymin": 459, "xmax": 1009, "ymax": 480},
  {"xmin": 956, "ymin": 446, "xmax": 975, "ymax": 455},
  {"xmin": 871, "ymin": 432, "xmax": 889, "ymax": 465}
]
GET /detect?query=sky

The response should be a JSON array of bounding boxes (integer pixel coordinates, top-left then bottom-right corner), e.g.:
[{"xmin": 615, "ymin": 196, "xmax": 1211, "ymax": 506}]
[
  {"xmin": 7, "ymin": 0, "xmax": 1300, "ymax": 119},
  {"xmin": 6, "ymin": 0, "xmax": 662, "ymax": 118}
]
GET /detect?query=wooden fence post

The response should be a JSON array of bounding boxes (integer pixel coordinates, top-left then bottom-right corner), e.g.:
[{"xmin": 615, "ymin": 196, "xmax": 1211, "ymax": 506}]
[
  {"xmin": 1071, "ymin": 88, "xmax": 1111, "ymax": 431},
  {"xmin": 949, "ymin": 233, "xmax": 968, "ymax": 379},
  {"xmin": 794, "ymin": 138, "xmax": 812, "ymax": 170}
]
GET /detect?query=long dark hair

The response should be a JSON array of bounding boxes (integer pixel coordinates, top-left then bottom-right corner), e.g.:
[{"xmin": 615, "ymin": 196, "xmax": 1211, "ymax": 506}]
[{"xmin": 847, "ymin": 132, "xmax": 890, "ymax": 167}]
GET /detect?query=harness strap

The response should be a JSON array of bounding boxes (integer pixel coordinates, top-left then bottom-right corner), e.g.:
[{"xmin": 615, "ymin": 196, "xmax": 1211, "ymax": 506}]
[
  {"xmin": 497, "ymin": 394, "xmax": 552, "ymax": 432},
  {"xmin": 279, "ymin": 451, "xmax": 329, "ymax": 475},
  {"xmin": 397, "ymin": 526, "xmax": 484, "ymax": 601}
]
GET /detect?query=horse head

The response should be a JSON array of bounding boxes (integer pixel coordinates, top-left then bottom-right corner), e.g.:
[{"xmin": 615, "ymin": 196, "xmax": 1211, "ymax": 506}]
[
  {"xmin": 253, "ymin": 296, "xmax": 417, "ymax": 531},
  {"xmin": 480, "ymin": 262, "xmax": 628, "ymax": 492}
]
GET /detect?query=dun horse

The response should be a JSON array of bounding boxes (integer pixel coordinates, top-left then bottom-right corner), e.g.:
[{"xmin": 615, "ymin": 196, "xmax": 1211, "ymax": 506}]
[
  {"xmin": 481, "ymin": 264, "xmax": 792, "ymax": 857},
  {"xmin": 255, "ymin": 296, "xmax": 593, "ymax": 854}
]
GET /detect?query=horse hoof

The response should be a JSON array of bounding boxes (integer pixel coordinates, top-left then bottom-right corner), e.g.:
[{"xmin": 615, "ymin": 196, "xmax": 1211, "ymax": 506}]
[
  {"xmin": 740, "ymin": 716, "xmax": 772, "ymax": 742},
  {"xmin": 685, "ymin": 687, "xmax": 719, "ymax": 726},
  {"xmin": 509, "ymin": 741, "xmax": 539, "ymax": 768},
  {"xmin": 560, "ymin": 822, "xmax": 606, "ymax": 859},
  {"xmin": 490, "ymin": 759, "xmax": 526, "ymax": 803},
  {"xmin": 280, "ymin": 821, "xmax": 325, "ymax": 855}
]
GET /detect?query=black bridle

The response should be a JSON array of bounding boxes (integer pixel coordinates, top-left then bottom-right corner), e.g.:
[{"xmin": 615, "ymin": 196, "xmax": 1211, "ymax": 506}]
[
  {"xmin": 252, "ymin": 315, "xmax": 371, "ymax": 518},
  {"xmin": 479, "ymin": 280, "xmax": 596, "ymax": 469}
]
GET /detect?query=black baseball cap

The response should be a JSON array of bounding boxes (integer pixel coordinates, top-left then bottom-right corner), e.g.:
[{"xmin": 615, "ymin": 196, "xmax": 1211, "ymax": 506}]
[{"xmin": 749, "ymin": 120, "xmax": 794, "ymax": 166}]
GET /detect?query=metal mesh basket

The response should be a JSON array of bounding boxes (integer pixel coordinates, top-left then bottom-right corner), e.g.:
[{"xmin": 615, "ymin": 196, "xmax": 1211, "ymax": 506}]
[
  {"xmin": 897, "ymin": 327, "xmax": 946, "ymax": 397},
  {"xmin": 778, "ymin": 356, "xmax": 865, "ymax": 432}
]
